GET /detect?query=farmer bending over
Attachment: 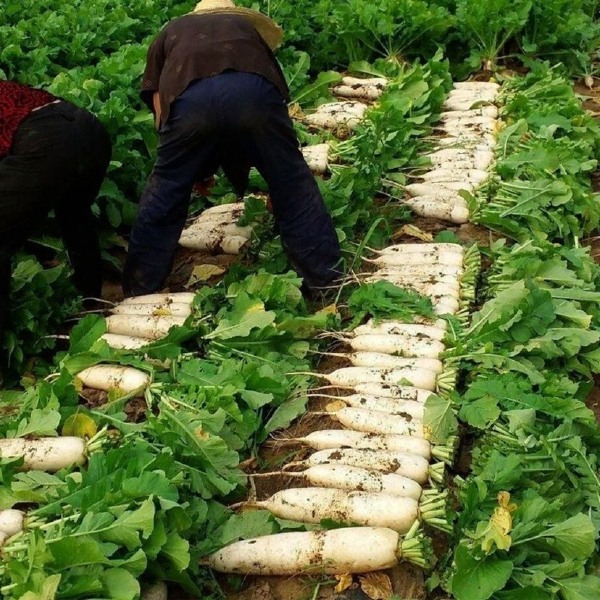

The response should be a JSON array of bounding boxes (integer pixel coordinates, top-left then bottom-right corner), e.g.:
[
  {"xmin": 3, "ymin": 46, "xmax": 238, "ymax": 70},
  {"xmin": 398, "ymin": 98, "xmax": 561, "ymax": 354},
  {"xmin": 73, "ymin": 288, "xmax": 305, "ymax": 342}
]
[
  {"xmin": 123, "ymin": 0, "xmax": 342, "ymax": 297},
  {"xmin": 0, "ymin": 80, "xmax": 111, "ymax": 352}
]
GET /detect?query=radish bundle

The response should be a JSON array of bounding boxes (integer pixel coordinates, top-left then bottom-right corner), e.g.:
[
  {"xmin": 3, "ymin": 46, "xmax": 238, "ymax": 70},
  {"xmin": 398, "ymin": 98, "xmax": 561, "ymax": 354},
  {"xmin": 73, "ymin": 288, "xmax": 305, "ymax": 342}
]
[
  {"xmin": 244, "ymin": 487, "xmax": 448, "ymax": 533},
  {"xmin": 206, "ymin": 526, "xmax": 428, "ymax": 574},
  {"xmin": 301, "ymin": 143, "xmax": 331, "ymax": 174},
  {"xmin": 75, "ymin": 364, "xmax": 150, "ymax": 394},
  {"xmin": 304, "ymin": 101, "xmax": 368, "ymax": 132},
  {"xmin": 331, "ymin": 76, "xmax": 388, "ymax": 100}
]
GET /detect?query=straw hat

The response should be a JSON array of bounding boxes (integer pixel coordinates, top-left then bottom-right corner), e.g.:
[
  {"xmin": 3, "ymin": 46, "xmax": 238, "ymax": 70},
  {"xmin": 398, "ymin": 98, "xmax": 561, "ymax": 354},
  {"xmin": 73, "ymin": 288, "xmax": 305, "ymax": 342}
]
[{"xmin": 191, "ymin": 0, "xmax": 283, "ymax": 49}]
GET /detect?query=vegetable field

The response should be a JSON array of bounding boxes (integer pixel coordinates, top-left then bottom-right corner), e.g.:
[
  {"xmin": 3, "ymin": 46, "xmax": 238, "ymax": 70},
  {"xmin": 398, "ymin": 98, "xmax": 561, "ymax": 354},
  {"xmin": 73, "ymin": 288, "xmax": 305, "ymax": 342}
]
[{"xmin": 1, "ymin": 1, "xmax": 600, "ymax": 600}]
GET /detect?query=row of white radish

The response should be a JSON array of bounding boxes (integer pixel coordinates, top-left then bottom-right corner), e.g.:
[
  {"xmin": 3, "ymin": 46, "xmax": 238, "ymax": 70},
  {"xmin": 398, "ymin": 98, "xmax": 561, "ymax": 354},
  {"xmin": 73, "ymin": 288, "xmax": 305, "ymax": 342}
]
[
  {"xmin": 203, "ymin": 79, "xmax": 494, "ymax": 578},
  {"xmin": 404, "ymin": 81, "xmax": 501, "ymax": 223},
  {"xmin": 207, "ymin": 243, "xmax": 471, "ymax": 573}
]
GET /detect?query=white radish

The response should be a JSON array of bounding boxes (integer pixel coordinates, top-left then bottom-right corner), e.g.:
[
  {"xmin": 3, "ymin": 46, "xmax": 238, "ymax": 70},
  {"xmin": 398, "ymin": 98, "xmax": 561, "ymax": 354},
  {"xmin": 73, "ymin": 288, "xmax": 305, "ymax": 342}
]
[
  {"xmin": 435, "ymin": 299, "xmax": 460, "ymax": 315},
  {"xmin": 184, "ymin": 222, "xmax": 253, "ymax": 240},
  {"xmin": 420, "ymin": 168, "xmax": 488, "ymax": 185},
  {"xmin": 368, "ymin": 250, "xmax": 464, "ymax": 267},
  {"xmin": 304, "ymin": 101, "xmax": 368, "ymax": 130},
  {"xmin": 75, "ymin": 364, "xmax": 150, "ymax": 393},
  {"xmin": 332, "ymin": 76, "xmax": 388, "ymax": 100},
  {"xmin": 332, "ymin": 406, "xmax": 423, "ymax": 437},
  {"xmin": 366, "ymin": 258, "xmax": 463, "ymax": 276},
  {"xmin": 353, "ymin": 320, "xmax": 447, "ymax": 341},
  {"xmin": 304, "ymin": 448, "xmax": 430, "ymax": 483},
  {"xmin": 100, "ymin": 333, "xmax": 150, "ymax": 350},
  {"xmin": 106, "ymin": 315, "xmax": 186, "ymax": 339},
  {"xmin": 0, "ymin": 437, "xmax": 87, "ymax": 472},
  {"xmin": 207, "ymin": 527, "xmax": 401, "ymax": 575},
  {"xmin": 290, "ymin": 429, "xmax": 432, "ymax": 458},
  {"xmin": 346, "ymin": 334, "xmax": 445, "ymax": 359},
  {"xmin": 402, "ymin": 198, "xmax": 470, "ymax": 224},
  {"xmin": 452, "ymin": 81, "xmax": 500, "ymax": 91},
  {"xmin": 111, "ymin": 302, "xmax": 192, "ymax": 317},
  {"xmin": 179, "ymin": 231, "xmax": 249, "ymax": 254},
  {"xmin": 352, "ymin": 383, "xmax": 434, "ymax": 402},
  {"xmin": 333, "ymin": 395, "xmax": 425, "ymax": 418},
  {"xmin": 344, "ymin": 352, "xmax": 442, "ymax": 373},
  {"xmin": 440, "ymin": 106, "xmax": 498, "ymax": 119},
  {"xmin": 302, "ymin": 143, "xmax": 330, "ymax": 174},
  {"xmin": 201, "ymin": 202, "xmax": 246, "ymax": 216},
  {"xmin": 119, "ymin": 292, "xmax": 195, "ymax": 305},
  {"xmin": 446, "ymin": 89, "xmax": 498, "ymax": 101},
  {"xmin": 279, "ymin": 464, "xmax": 422, "ymax": 499},
  {"xmin": 376, "ymin": 243, "xmax": 464, "ymax": 255},
  {"xmin": 406, "ymin": 181, "xmax": 475, "ymax": 195},
  {"xmin": 323, "ymin": 366, "xmax": 437, "ymax": 391},
  {"xmin": 366, "ymin": 275, "xmax": 460, "ymax": 299},
  {"xmin": 187, "ymin": 209, "xmax": 246, "ymax": 227},
  {"xmin": 0, "ymin": 509, "xmax": 24, "ymax": 537},
  {"xmin": 253, "ymin": 488, "xmax": 419, "ymax": 532},
  {"xmin": 440, "ymin": 114, "xmax": 497, "ymax": 126},
  {"xmin": 439, "ymin": 121, "xmax": 496, "ymax": 135}
]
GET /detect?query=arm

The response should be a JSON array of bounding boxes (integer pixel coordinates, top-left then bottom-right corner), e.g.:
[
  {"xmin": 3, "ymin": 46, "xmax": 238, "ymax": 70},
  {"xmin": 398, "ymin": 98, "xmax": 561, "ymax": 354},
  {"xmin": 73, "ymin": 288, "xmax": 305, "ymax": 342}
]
[
  {"xmin": 152, "ymin": 91, "xmax": 161, "ymax": 130},
  {"xmin": 140, "ymin": 30, "xmax": 167, "ymax": 128}
]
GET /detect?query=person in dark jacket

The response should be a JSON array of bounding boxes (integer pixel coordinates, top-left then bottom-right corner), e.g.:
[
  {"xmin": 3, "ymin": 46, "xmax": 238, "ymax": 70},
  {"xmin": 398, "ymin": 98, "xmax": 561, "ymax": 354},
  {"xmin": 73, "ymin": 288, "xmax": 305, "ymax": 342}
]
[
  {"xmin": 122, "ymin": 0, "xmax": 343, "ymax": 297},
  {"xmin": 0, "ymin": 80, "xmax": 111, "ymax": 348}
]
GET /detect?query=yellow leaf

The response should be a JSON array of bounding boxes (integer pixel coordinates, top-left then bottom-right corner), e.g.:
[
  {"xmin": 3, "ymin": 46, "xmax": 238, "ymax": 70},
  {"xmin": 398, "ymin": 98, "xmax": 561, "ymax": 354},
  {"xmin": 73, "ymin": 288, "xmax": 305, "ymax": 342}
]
[
  {"xmin": 325, "ymin": 400, "xmax": 347, "ymax": 413},
  {"xmin": 334, "ymin": 573, "xmax": 353, "ymax": 593},
  {"xmin": 186, "ymin": 264, "xmax": 225, "ymax": 286},
  {"xmin": 62, "ymin": 413, "xmax": 98, "ymax": 438},
  {"xmin": 394, "ymin": 224, "xmax": 433, "ymax": 242},
  {"xmin": 317, "ymin": 303, "xmax": 338, "ymax": 317},
  {"xmin": 359, "ymin": 572, "xmax": 393, "ymax": 599}
]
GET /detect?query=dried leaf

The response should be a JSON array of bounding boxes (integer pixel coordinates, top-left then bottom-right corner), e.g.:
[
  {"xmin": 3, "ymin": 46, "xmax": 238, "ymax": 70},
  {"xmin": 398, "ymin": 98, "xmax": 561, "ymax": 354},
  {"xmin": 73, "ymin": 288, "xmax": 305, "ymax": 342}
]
[
  {"xmin": 325, "ymin": 400, "xmax": 347, "ymax": 413},
  {"xmin": 186, "ymin": 264, "xmax": 226, "ymax": 286},
  {"xmin": 359, "ymin": 572, "xmax": 393, "ymax": 599},
  {"xmin": 334, "ymin": 573, "xmax": 353, "ymax": 593},
  {"xmin": 394, "ymin": 224, "xmax": 433, "ymax": 242}
]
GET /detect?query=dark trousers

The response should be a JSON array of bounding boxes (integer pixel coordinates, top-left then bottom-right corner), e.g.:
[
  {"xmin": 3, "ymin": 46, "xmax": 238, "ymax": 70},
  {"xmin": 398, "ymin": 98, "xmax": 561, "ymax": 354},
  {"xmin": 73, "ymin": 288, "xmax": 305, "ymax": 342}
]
[
  {"xmin": 0, "ymin": 101, "xmax": 111, "ymax": 344},
  {"xmin": 123, "ymin": 71, "xmax": 342, "ymax": 296}
]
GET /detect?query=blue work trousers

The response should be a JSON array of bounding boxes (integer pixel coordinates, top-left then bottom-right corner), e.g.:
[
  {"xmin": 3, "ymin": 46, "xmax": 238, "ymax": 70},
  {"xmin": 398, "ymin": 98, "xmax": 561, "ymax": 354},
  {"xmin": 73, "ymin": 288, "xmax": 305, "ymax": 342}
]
[{"xmin": 123, "ymin": 71, "xmax": 342, "ymax": 296}]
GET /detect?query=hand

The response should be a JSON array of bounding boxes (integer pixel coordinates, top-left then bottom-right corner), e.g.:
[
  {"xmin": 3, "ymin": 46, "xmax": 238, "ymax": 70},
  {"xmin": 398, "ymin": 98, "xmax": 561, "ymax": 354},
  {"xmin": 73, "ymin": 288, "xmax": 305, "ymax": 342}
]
[{"xmin": 193, "ymin": 176, "xmax": 215, "ymax": 197}]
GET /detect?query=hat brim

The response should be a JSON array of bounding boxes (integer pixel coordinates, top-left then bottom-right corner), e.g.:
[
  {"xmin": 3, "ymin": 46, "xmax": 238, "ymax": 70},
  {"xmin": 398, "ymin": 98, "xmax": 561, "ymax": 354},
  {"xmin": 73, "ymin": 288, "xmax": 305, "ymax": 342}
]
[{"xmin": 191, "ymin": 7, "xmax": 283, "ymax": 49}]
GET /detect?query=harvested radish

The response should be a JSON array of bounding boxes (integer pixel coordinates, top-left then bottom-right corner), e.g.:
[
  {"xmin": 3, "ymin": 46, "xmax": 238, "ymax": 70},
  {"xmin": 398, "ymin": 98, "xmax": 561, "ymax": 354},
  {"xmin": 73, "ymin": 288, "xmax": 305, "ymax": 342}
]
[
  {"xmin": 179, "ymin": 230, "xmax": 250, "ymax": 254},
  {"xmin": 402, "ymin": 198, "xmax": 469, "ymax": 224},
  {"xmin": 207, "ymin": 527, "xmax": 411, "ymax": 574},
  {"xmin": 332, "ymin": 76, "xmax": 388, "ymax": 100},
  {"xmin": 322, "ymin": 366, "xmax": 437, "ymax": 391},
  {"xmin": 0, "ymin": 436, "xmax": 87, "ymax": 472},
  {"xmin": 353, "ymin": 320, "xmax": 447, "ymax": 341},
  {"xmin": 287, "ymin": 429, "xmax": 432, "ymax": 457},
  {"xmin": 435, "ymin": 133, "xmax": 496, "ymax": 148},
  {"xmin": 343, "ymin": 353, "xmax": 442, "ymax": 373},
  {"xmin": 0, "ymin": 509, "xmax": 24, "ymax": 537},
  {"xmin": 184, "ymin": 222, "xmax": 253, "ymax": 239},
  {"xmin": 452, "ymin": 81, "xmax": 500, "ymax": 91},
  {"xmin": 75, "ymin": 364, "xmax": 150, "ymax": 394},
  {"xmin": 106, "ymin": 315, "xmax": 186, "ymax": 339},
  {"xmin": 365, "ymin": 257, "xmax": 463, "ymax": 276},
  {"xmin": 330, "ymin": 406, "xmax": 423, "ymax": 437},
  {"xmin": 439, "ymin": 106, "xmax": 498, "ymax": 119},
  {"xmin": 100, "ymin": 333, "xmax": 151, "ymax": 350},
  {"xmin": 420, "ymin": 168, "xmax": 488, "ymax": 185},
  {"xmin": 368, "ymin": 249, "xmax": 464, "ymax": 267},
  {"xmin": 345, "ymin": 333, "xmax": 445, "ymax": 359},
  {"xmin": 300, "ymin": 448, "xmax": 436, "ymax": 484},
  {"xmin": 256, "ymin": 464, "xmax": 423, "ymax": 499},
  {"xmin": 120, "ymin": 292, "xmax": 195, "ymax": 305},
  {"xmin": 111, "ymin": 302, "xmax": 192, "ymax": 317},
  {"xmin": 376, "ymin": 243, "xmax": 464, "ymax": 255},
  {"xmin": 202, "ymin": 202, "xmax": 246, "ymax": 216},
  {"xmin": 406, "ymin": 181, "xmax": 475, "ymax": 195},
  {"xmin": 302, "ymin": 143, "xmax": 330, "ymax": 174},
  {"xmin": 330, "ymin": 395, "xmax": 425, "ymax": 418},
  {"xmin": 304, "ymin": 101, "xmax": 368, "ymax": 131},
  {"xmin": 352, "ymin": 382, "xmax": 434, "ymax": 401},
  {"xmin": 251, "ymin": 488, "xmax": 422, "ymax": 532},
  {"xmin": 366, "ymin": 276, "xmax": 460, "ymax": 300}
]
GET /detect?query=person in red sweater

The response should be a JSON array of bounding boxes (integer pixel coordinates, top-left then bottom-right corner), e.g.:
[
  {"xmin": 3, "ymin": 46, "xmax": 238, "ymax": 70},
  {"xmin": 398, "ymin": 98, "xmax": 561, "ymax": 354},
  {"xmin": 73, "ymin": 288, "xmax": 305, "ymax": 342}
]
[{"xmin": 0, "ymin": 80, "xmax": 111, "ymax": 354}]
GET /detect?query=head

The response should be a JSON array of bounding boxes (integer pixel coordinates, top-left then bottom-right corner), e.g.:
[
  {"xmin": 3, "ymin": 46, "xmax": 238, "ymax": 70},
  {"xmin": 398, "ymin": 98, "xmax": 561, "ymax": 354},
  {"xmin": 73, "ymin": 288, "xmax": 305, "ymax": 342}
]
[{"xmin": 191, "ymin": 0, "xmax": 283, "ymax": 50}]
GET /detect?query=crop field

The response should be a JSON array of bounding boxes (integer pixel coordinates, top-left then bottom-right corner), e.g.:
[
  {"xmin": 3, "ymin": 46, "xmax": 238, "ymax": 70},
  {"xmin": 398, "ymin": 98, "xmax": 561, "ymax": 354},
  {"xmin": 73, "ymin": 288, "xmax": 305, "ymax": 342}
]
[{"xmin": 1, "ymin": 1, "xmax": 600, "ymax": 600}]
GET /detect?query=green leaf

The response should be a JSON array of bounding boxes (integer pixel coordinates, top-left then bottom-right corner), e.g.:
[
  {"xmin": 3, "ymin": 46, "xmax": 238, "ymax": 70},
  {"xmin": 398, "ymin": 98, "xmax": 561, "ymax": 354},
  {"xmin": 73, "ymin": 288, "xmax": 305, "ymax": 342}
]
[
  {"xmin": 69, "ymin": 315, "xmax": 106, "ymax": 354},
  {"xmin": 459, "ymin": 397, "xmax": 500, "ymax": 429},
  {"xmin": 102, "ymin": 568, "xmax": 140, "ymax": 600},
  {"xmin": 556, "ymin": 575, "xmax": 600, "ymax": 600},
  {"xmin": 450, "ymin": 545, "xmax": 513, "ymax": 600},
  {"xmin": 20, "ymin": 574, "xmax": 61, "ymax": 600},
  {"xmin": 544, "ymin": 513, "xmax": 596, "ymax": 560},
  {"xmin": 210, "ymin": 293, "xmax": 276, "ymax": 340},
  {"xmin": 160, "ymin": 532, "xmax": 190, "ymax": 571},
  {"xmin": 423, "ymin": 394, "xmax": 458, "ymax": 443}
]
